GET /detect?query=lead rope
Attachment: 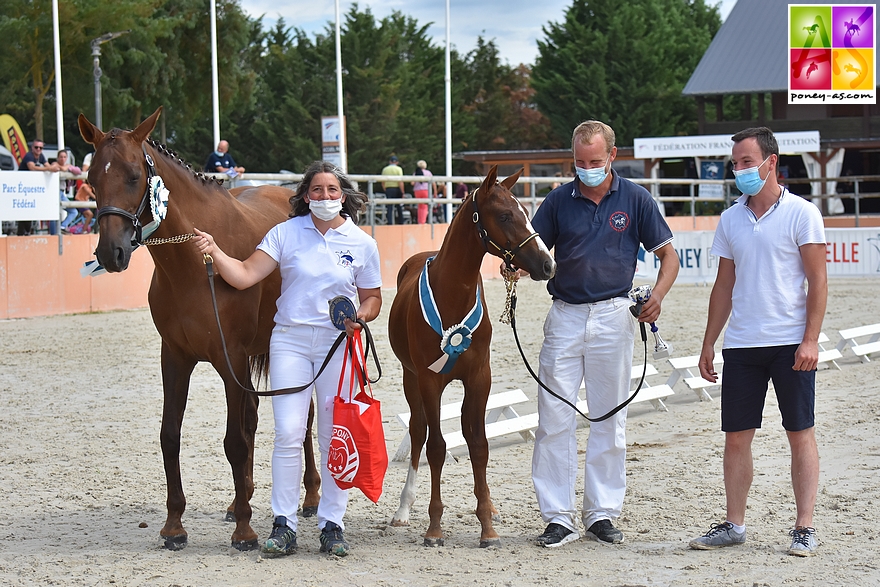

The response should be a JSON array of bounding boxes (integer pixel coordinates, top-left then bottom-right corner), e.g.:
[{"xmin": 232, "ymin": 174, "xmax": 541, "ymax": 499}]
[{"xmin": 503, "ymin": 270, "xmax": 648, "ymax": 423}]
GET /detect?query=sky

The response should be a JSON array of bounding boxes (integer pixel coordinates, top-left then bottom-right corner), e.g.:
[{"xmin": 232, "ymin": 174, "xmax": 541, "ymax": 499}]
[{"xmin": 238, "ymin": 0, "xmax": 739, "ymax": 67}]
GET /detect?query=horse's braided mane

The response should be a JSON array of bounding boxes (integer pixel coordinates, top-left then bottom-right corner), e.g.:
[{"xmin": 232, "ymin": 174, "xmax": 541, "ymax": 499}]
[{"xmin": 145, "ymin": 137, "xmax": 225, "ymax": 186}]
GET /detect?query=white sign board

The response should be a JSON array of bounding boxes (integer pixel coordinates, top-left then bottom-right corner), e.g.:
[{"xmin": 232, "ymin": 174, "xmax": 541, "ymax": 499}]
[
  {"xmin": 634, "ymin": 131, "xmax": 821, "ymax": 159},
  {"xmin": 637, "ymin": 227, "xmax": 880, "ymax": 282},
  {"xmin": 322, "ymin": 116, "xmax": 341, "ymax": 144},
  {"xmin": 0, "ymin": 171, "xmax": 59, "ymax": 221}
]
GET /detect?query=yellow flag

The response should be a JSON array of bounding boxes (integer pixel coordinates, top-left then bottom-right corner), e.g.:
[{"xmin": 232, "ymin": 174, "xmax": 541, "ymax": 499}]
[{"xmin": 0, "ymin": 113, "xmax": 28, "ymax": 167}]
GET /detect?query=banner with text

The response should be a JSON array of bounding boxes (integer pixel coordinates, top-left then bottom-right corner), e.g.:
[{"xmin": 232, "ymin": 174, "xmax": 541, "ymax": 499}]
[
  {"xmin": 0, "ymin": 171, "xmax": 59, "ymax": 221},
  {"xmin": 635, "ymin": 227, "xmax": 880, "ymax": 282}
]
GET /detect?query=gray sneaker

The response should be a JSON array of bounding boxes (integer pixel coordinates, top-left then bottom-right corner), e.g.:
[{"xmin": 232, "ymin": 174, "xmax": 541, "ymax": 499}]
[
  {"xmin": 689, "ymin": 522, "xmax": 746, "ymax": 550},
  {"xmin": 788, "ymin": 527, "xmax": 818, "ymax": 557}
]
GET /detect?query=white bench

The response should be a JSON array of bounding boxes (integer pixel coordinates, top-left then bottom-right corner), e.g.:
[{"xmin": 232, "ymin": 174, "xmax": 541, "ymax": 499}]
[
  {"xmin": 666, "ymin": 356, "xmax": 720, "ymax": 402},
  {"xmin": 817, "ymin": 332, "xmax": 843, "ymax": 369},
  {"xmin": 392, "ymin": 364, "xmax": 674, "ymax": 462},
  {"xmin": 667, "ymin": 332, "xmax": 843, "ymax": 402},
  {"xmin": 837, "ymin": 323, "xmax": 880, "ymax": 363},
  {"xmin": 392, "ymin": 389, "xmax": 536, "ymax": 462}
]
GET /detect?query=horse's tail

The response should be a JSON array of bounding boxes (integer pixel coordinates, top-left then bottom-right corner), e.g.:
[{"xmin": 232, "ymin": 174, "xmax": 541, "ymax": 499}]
[{"xmin": 249, "ymin": 352, "xmax": 270, "ymax": 392}]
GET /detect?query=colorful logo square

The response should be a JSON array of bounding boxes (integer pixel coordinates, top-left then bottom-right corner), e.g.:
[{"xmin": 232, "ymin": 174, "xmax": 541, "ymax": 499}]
[{"xmin": 789, "ymin": 4, "xmax": 876, "ymax": 104}]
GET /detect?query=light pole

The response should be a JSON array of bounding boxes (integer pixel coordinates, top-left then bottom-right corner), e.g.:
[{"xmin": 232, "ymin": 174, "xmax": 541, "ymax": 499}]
[{"xmin": 91, "ymin": 30, "xmax": 130, "ymax": 130}]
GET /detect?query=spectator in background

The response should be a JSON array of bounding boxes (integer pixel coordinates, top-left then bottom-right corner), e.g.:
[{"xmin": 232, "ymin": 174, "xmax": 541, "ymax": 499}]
[
  {"xmin": 380, "ymin": 155, "xmax": 404, "ymax": 225},
  {"xmin": 56, "ymin": 150, "xmax": 83, "ymax": 234},
  {"xmin": 17, "ymin": 140, "xmax": 60, "ymax": 236},
  {"xmin": 205, "ymin": 140, "xmax": 245, "ymax": 177},
  {"xmin": 71, "ymin": 180, "xmax": 96, "ymax": 234},
  {"xmin": 412, "ymin": 160, "xmax": 435, "ymax": 224}
]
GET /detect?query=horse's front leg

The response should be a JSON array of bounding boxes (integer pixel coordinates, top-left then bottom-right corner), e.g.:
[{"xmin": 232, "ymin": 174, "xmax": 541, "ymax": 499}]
[
  {"xmin": 158, "ymin": 344, "xmax": 196, "ymax": 550},
  {"xmin": 391, "ymin": 368, "xmax": 425, "ymax": 528},
  {"xmin": 224, "ymin": 377, "xmax": 260, "ymax": 551},
  {"xmin": 421, "ymin": 380, "xmax": 448, "ymax": 547},
  {"xmin": 461, "ymin": 373, "xmax": 500, "ymax": 548},
  {"xmin": 300, "ymin": 398, "xmax": 321, "ymax": 517}
]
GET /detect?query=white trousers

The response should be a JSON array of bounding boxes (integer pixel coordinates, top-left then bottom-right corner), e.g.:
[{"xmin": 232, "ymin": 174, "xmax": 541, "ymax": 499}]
[
  {"xmin": 532, "ymin": 297, "xmax": 635, "ymax": 531},
  {"xmin": 269, "ymin": 324, "xmax": 350, "ymax": 532}
]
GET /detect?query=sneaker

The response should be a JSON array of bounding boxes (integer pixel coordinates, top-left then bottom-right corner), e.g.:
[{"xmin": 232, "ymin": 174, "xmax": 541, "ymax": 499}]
[
  {"xmin": 689, "ymin": 522, "xmax": 746, "ymax": 550},
  {"xmin": 586, "ymin": 519, "xmax": 624, "ymax": 544},
  {"xmin": 320, "ymin": 522, "xmax": 349, "ymax": 556},
  {"xmin": 788, "ymin": 527, "xmax": 818, "ymax": 557},
  {"xmin": 262, "ymin": 516, "xmax": 297, "ymax": 556},
  {"xmin": 536, "ymin": 523, "xmax": 580, "ymax": 548}
]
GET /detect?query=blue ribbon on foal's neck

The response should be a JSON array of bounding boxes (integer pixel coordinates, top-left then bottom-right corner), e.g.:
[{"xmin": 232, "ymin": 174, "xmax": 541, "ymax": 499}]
[{"xmin": 418, "ymin": 256, "xmax": 483, "ymax": 374}]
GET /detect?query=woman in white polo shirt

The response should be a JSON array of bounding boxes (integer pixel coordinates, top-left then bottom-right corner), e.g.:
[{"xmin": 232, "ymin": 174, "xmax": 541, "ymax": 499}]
[{"xmin": 193, "ymin": 161, "xmax": 382, "ymax": 558}]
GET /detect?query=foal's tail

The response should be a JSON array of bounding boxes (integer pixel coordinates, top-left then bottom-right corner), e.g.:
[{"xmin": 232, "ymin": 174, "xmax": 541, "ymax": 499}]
[{"xmin": 249, "ymin": 353, "xmax": 270, "ymax": 392}]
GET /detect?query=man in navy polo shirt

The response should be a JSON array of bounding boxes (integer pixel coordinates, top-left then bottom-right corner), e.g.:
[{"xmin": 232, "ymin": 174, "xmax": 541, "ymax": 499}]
[
  {"xmin": 530, "ymin": 120, "xmax": 679, "ymax": 548},
  {"xmin": 204, "ymin": 140, "xmax": 245, "ymax": 177}
]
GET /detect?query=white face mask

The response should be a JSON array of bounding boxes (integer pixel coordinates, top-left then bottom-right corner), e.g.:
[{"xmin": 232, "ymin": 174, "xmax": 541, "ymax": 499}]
[{"xmin": 309, "ymin": 198, "xmax": 343, "ymax": 221}]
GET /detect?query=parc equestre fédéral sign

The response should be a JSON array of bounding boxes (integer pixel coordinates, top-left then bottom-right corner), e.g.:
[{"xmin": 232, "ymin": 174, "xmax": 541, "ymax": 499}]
[
  {"xmin": 636, "ymin": 228, "xmax": 880, "ymax": 282},
  {"xmin": 0, "ymin": 171, "xmax": 61, "ymax": 221},
  {"xmin": 789, "ymin": 4, "xmax": 877, "ymax": 105}
]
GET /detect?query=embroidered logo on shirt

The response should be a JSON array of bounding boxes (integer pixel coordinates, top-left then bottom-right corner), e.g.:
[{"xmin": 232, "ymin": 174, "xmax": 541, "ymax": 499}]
[
  {"xmin": 336, "ymin": 250, "xmax": 355, "ymax": 267},
  {"xmin": 609, "ymin": 211, "xmax": 630, "ymax": 232}
]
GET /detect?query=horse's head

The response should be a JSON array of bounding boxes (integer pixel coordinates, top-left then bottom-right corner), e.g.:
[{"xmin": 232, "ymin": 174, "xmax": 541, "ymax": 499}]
[
  {"xmin": 77, "ymin": 107, "xmax": 163, "ymax": 272},
  {"xmin": 472, "ymin": 166, "xmax": 556, "ymax": 280}
]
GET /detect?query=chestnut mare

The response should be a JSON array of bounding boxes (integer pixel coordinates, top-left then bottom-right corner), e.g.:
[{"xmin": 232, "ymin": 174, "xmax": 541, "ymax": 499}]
[
  {"xmin": 77, "ymin": 107, "xmax": 320, "ymax": 551},
  {"xmin": 388, "ymin": 166, "xmax": 556, "ymax": 547}
]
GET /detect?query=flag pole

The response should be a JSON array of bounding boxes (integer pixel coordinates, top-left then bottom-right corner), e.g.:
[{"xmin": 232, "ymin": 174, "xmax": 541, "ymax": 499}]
[{"xmin": 52, "ymin": 0, "xmax": 64, "ymax": 150}]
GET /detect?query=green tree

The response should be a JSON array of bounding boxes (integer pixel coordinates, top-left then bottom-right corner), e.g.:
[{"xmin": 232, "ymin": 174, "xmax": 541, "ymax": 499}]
[{"xmin": 532, "ymin": 0, "xmax": 721, "ymax": 146}]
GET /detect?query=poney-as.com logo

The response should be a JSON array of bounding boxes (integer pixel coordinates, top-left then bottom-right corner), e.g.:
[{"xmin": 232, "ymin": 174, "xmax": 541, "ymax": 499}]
[{"xmin": 789, "ymin": 4, "xmax": 876, "ymax": 104}]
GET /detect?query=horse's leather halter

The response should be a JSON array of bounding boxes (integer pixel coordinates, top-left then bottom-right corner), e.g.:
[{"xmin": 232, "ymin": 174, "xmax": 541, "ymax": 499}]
[
  {"xmin": 94, "ymin": 144, "xmax": 156, "ymax": 247},
  {"xmin": 470, "ymin": 186, "xmax": 540, "ymax": 270}
]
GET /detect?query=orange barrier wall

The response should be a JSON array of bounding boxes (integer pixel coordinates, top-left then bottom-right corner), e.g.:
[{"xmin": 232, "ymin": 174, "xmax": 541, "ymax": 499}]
[
  {"xmin": 3, "ymin": 214, "xmax": 879, "ymax": 319},
  {"xmin": 0, "ymin": 235, "xmax": 153, "ymax": 320}
]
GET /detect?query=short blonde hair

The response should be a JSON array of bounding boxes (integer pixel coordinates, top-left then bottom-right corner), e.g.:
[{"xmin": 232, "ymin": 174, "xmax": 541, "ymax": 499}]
[
  {"xmin": 571, "ymin": 121, "xmax": 615, "ymax": 155},
  {"xmin": 417, "ymin": 160, "xmax": 427, "ymax": 169}
]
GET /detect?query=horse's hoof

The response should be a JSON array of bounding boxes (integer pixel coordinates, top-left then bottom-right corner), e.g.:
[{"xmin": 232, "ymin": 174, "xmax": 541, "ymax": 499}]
[
  {"xmin": 423, "ymin": 537, "xmax": 445, "ymax": 547},
  {"xmin": 301, "ymin": 505, "xmax": 318, "ymax": 518},
  {"xmin": 389, "ymin": 518, "xmax": 409, "ymax": 527},
  {"xmin": 224, "ymin": 511, "xmax": 236, "ymax": 523},
  {"xmin": 479, "ymin": 538, "xmax": 502, "ymax": 548},
  {"xmin": 231, "ymin": 538, "xmax": 259, "ymax": 551},
  {"xmin": 162, "ymin": 535, "xmax": 187, "ymax": 551}
]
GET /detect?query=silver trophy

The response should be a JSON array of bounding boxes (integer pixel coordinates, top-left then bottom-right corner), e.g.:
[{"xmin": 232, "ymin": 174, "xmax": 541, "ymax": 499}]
[{"xmin": 628, "ymin": 285, "xmax": 674, "ymax": 360}]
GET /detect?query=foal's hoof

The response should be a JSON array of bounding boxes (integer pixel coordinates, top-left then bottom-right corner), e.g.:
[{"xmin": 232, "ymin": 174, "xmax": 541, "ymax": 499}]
[
  {"xmin": 162, "ymin": 534, "xmax": 187, "ymax": 551},
  {"xmin": 301, "ymin": 505, "xmax": 318, "ymax": 518},
  {"xmin": 224, "ymin": 511, "xmax": 236, "ymax": 523},
  {"xmin": 231, "ymin": 538, "xmax": 259, "ymax": 551},
  {"xmin": 479, "ymin": 538, "xmax": 502, "ymax": 548},
  {"xmin": 423, "ymin": 536, "xmax": 445, "ymax": 547}
]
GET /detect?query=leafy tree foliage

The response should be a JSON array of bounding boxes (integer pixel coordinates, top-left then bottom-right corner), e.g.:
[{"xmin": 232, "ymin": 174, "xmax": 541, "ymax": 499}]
[
  {"xmin": 3, "ymin": 0, "xmax": 711, "ymax": 175},
  {"xmin": 532, "ymin": 0, "xmax": 721, "ymax": 146}
]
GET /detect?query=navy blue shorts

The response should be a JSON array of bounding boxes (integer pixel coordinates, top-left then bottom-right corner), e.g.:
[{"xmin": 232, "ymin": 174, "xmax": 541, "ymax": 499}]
[{"xmin": 720, "ymin": 344, "xmax": 815, "ymax": 433}]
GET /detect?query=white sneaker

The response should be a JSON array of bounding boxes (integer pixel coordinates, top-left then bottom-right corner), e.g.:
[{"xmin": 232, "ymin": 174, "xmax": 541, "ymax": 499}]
[
  {"xmin": 689, "ymin": 521, "xmax": 746, "ymax": 549},
  {"xmin": 788, "ymin": 527, "xmax": 818, "ymax": 557}
]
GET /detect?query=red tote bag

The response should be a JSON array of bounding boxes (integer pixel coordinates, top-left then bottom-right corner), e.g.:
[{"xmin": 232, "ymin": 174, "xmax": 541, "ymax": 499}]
[{"xmin": 327, "ymin": 334, "xmax": 388, "ymax": 503}]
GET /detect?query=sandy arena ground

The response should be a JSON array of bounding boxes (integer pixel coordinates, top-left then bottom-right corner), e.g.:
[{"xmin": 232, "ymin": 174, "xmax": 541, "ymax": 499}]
[{"xmin": 0, "ymin": 276, "xmax": 878, "ymax": 586}]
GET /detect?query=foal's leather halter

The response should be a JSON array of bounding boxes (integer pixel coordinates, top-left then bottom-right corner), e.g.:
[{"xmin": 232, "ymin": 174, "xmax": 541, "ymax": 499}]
[
  {"xmin": 470, "ymin": 186, "xmax": 540, "ymax": 270},
  {"xmin": 94, "ymin": 144, "xmax": 156, "ymax": 247}
]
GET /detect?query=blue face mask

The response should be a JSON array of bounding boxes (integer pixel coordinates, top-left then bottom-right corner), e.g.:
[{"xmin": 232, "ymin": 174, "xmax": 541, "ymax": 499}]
[
  {"xmin": 215, "ymin": 151, "xmax": 224, "ymax": 158},
  {"xmin": 575, "ymin": 156, "xmax": 610, "ymax": 188},
  {"xmin": 733, "ymin": 155, "xmax": 771, "ymax": 196}
]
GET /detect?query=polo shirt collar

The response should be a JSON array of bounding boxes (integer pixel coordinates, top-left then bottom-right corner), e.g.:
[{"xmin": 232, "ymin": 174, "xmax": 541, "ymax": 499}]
[{"xmin": 306, "ymin": 214, "xmax": 354, "ymax": 235}]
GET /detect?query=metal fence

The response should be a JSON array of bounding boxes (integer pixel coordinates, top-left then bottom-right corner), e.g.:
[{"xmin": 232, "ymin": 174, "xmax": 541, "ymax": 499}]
[{"xmin": 45, "ymin": 171, "xmax": 880, "ymax": 234}]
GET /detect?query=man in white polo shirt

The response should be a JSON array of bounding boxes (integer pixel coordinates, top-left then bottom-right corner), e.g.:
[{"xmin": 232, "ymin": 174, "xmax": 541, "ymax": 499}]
[{"xmin": 690, "ymin": 127, "xmax": 827, "ymax": 557}]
